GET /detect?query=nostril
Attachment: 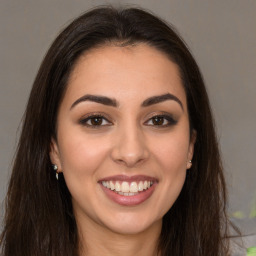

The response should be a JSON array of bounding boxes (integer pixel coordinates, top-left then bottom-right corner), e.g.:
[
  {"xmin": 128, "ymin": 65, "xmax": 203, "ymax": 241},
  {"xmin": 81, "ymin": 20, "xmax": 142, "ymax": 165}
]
[
  {"xmin": 115, "ymin": 156, "xmax": 145, "ymax": 167},
  {"xmin": 110, "ymin": 132, "xmax": 150, "ymax": 167},
  {"xmin": 111, "ymin": 149, "xmax": 149, "ymax": 167}
]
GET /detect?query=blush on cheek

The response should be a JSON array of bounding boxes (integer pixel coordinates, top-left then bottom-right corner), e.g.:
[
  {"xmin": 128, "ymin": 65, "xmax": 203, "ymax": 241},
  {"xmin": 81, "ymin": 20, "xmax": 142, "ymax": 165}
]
[
  {"xmin": 61, "ymin": 138, "xmax": 110, "ymax": 176},
  {"xmin": 155, "ymin": 144, "xmax": 188, "ymax": 168}
]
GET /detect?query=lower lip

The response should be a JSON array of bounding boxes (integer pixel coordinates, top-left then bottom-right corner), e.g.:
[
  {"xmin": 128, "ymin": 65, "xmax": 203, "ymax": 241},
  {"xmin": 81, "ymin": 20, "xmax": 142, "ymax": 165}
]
[{"xmin": 100, "ymin": 183, "xmax": 156, "ymax": 206}]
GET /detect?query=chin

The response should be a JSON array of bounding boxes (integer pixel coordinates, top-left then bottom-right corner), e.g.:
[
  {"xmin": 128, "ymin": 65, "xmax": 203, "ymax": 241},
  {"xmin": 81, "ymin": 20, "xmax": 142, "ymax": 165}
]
[{"xmin": 100, "ymin": 212, "xmax": 162, "ymax": 235}]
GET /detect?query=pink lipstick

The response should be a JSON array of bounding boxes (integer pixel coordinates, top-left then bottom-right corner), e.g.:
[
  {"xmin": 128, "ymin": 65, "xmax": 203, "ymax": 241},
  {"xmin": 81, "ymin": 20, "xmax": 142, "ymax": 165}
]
[{"xmin": 98, "ymin": 175, "xmax": 157, "ymax": 206}]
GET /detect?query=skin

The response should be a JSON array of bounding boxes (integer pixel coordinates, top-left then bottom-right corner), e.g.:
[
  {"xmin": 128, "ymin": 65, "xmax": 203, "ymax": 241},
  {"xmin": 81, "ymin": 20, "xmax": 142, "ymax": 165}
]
[{"xmin": 50, "ymin": 43, "xmax": 196, "ymax": 256}]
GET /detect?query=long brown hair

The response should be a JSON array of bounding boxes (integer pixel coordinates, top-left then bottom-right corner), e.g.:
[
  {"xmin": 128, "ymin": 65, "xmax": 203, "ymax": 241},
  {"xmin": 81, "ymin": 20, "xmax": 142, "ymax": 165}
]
[{"xmin": 1, "ymin": 6, "xmax": 232, "ymax": 255}]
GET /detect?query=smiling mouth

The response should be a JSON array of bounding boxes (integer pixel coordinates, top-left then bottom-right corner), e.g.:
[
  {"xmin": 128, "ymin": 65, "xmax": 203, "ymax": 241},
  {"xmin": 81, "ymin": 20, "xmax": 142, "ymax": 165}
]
[{"xmin": 101, "ymin": 180, "xmax": 154, "ymax": 196}]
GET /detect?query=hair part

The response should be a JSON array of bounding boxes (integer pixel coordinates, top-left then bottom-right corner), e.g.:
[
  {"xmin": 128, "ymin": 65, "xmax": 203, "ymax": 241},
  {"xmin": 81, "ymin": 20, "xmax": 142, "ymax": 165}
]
[{"xmin": 1, "ymin": 5, "xmax": 233, "ymax": 256}]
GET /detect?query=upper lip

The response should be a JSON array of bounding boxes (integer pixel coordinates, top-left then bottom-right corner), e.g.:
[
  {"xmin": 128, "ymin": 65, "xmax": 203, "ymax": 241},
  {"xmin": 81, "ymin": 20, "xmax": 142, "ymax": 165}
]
[{"xmin": 98, "ymin": 175, "xmax": 158, "ymax": 183}]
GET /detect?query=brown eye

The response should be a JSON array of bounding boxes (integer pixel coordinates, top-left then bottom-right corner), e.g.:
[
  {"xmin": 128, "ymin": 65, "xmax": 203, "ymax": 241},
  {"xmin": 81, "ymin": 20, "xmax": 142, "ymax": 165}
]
[
  {"xmin": 145, "ymin": 115, "xmax": 177, "ymax": 127},
  {"xmin": 90, "ymin": 117, "xmax": 103, "ymax": 126},
  {"xmin": 79, "ymin": 115, "xmax": 111, "ymax": 127},
  {"xmin": 152, "ymin": 116, "xmax": 164, "ymax": 125}
]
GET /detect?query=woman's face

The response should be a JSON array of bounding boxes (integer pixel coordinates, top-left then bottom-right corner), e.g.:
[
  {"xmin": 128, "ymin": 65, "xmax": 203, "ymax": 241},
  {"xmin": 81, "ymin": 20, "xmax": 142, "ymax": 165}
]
[{"xmin": 50, "ymin": 44, "xmax": 195, "ymax": 235}]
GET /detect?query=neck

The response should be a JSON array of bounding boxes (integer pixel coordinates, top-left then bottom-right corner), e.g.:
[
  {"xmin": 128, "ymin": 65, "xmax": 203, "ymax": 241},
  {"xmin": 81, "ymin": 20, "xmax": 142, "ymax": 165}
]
[{"xmin": 77, "ymin": 217, "xmax": 162, "ymax": 256}]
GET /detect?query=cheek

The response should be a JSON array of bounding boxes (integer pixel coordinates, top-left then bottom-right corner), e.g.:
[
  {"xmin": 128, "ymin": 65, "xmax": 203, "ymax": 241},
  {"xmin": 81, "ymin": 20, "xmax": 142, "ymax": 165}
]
[
  {"xmin": 57, "ymin": 134, "xmax": 111, "ymax": 213},
  {"xmin": 57, "ymin": 131, "xmax": 110, "ymax": 180},
  {"xmin": 156, "ymin": 136, "xmax": 188, "ymax": 189},
  {"xmin": 151, "ymin": 132, "xmax": 190, "ymax": 173},
  {"xmin": 149, "ymin": 132, "xmax": 189, "ymax": 215}
]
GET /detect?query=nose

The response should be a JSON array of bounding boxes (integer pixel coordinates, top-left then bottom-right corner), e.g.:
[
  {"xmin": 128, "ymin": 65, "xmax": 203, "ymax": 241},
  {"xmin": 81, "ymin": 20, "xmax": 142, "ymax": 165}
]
[{"xmin": 110, "ymin": 125, "xmax": 149, "ymax": 168}]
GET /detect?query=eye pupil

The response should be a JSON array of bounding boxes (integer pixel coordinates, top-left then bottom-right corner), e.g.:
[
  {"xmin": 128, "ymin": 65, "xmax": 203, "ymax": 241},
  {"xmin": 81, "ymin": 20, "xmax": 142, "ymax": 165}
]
[
  {"xmin": 152, "ymin": 116, "xmax": 164, "ymax": 125},
  {"xmin": 91, "ymin": 117, "xmax": 103, "ymax": 125}
]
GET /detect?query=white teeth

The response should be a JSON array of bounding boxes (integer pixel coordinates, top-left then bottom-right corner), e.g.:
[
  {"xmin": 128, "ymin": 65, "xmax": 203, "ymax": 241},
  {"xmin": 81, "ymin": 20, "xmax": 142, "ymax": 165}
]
[
  {"xmin": 110, "ymin": 181, "xmax": 115, "ymax": 190},
  {"xmin": 121, "ymin": 182, "xmax": 130, "ymax": 193},
  {"xmin": 129, "ymin": 192, "xmax": 138, "ymax": 196},
  {"xmin": 130, "ymin": 182, "xmax": 138, "ymax": 193},
  {"xmin": 143, "ymin": 181, "xmax": 148, "ymax": 190},
  {"xmin": 138, "ymin": 181, "xmax": 144, "ymax": 191},
  {"xmin": 101, "ymin": 180, "xmax": 154, "ymax": 196},
  {"xmin": 115, "ymin": 181, "xmax": 121, "ymax": 191}
]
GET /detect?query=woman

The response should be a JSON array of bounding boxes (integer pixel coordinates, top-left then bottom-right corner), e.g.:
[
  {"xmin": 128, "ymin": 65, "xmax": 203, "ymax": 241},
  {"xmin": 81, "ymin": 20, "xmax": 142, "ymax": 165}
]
[{"xmin": 0, "ymin": 6, "xmax": 234, "ymax": 256}]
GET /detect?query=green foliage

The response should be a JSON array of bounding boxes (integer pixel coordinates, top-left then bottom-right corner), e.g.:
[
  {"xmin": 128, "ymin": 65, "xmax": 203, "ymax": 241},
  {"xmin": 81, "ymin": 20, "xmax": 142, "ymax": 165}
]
[
  {"xmin": 249, "ymin": 197, "xmax": 256, "ymax": 219},
  {"xmin": 231, "ymin": 191, "xmax": 256, "ymax": 219},
  {"xmin": 232, "ymin": 211, "xmax": 245, "ymax": 219}
]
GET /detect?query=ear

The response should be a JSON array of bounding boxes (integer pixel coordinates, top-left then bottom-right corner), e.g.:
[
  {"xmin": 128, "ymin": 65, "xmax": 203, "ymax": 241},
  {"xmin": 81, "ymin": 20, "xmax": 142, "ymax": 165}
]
[
  {"xmin": 187, "ymin": 129, "xmax": 197, "ymax": 169},
  {"xmin": 49, "ymin": 138, "xmax": 63, "ymax": 172}
]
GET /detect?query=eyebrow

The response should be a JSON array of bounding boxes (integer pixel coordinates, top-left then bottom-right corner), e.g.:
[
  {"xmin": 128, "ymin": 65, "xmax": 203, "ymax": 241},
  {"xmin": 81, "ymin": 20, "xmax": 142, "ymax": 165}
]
[
  {"xmin": 70, "ymin": 94, "xmax": 118, "ymax": 109},
  {"xmin": 70, "ymin": 93, "xmax": 183, "ymax": 110},
  {"xmin": 141, "ymin": 93, "xmax": 183, "ymax": 110}
]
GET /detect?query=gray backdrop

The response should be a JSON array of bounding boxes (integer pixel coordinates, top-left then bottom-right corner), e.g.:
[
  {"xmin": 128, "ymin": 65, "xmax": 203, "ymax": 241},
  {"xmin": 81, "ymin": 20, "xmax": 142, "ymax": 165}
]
[{"xmin": 1, "ymin": 0, "xmax": 255, "ymax": 238}]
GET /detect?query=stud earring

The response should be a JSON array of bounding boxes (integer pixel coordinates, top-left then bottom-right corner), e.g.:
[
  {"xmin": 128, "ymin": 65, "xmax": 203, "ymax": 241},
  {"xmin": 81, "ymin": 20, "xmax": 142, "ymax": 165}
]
[
  {"xmin": 187, "ymin": 160, "xmax": 192, "ymax": 169},
  {"xmin": 52, "ymin": 164, "xmax": 59, "ymax": 180}
]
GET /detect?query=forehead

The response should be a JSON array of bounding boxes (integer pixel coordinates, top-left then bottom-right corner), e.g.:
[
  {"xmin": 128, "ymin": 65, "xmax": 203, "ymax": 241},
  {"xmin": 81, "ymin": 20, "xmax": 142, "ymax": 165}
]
[{"xmin": 64, "ymin": 43, "xmax": 187, "ymax": 108}]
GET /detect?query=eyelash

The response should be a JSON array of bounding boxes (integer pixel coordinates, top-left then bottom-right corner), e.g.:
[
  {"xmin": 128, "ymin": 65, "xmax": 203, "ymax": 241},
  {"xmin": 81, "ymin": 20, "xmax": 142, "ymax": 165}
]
[
  {"xmin": 79, "ymin": 114, "xmax": 112, "ymax": 128},
  {"xmin": 145, "ymin": 114, "xmax": 177, "ymax": 127},
  {"xmin": 79, "ymin": 113, "xmax": 177, "ymax": 128}
]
